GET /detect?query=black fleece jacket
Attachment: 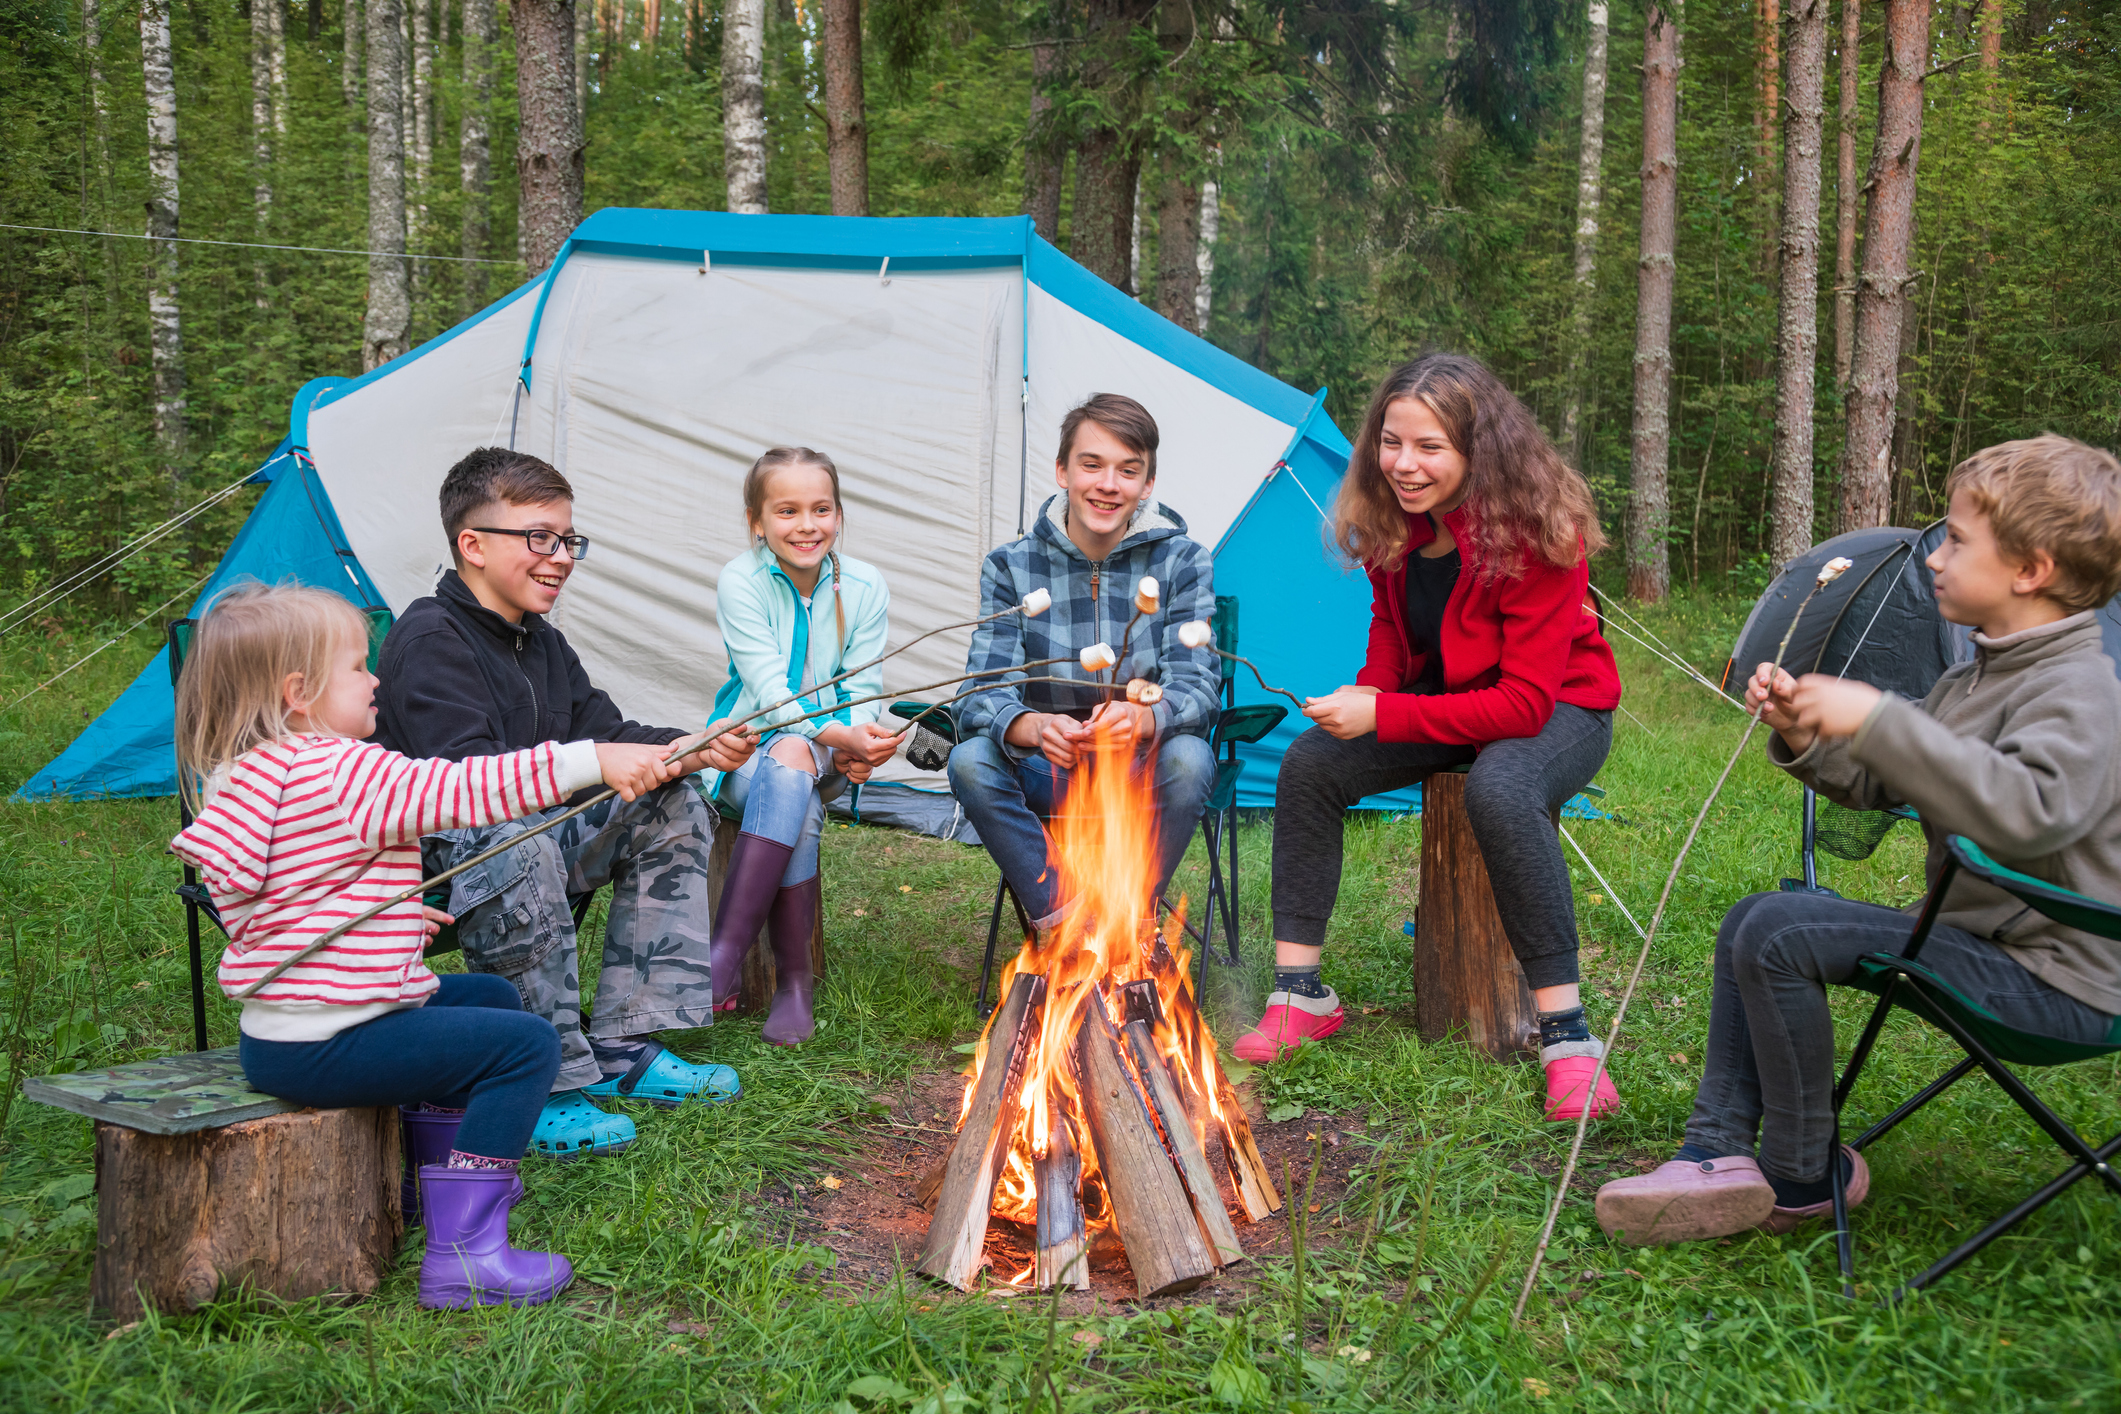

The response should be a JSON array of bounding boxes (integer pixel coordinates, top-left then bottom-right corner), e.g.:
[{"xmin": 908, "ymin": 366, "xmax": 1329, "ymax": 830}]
[{"xmin": 374, "ymin": 571, "xmax": 685, "ymax": 768}]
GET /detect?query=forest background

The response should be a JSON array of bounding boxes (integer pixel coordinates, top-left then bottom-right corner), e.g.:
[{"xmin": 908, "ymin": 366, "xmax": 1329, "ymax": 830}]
[{"xmin": 0, "ymin": 0, "xmax": 2118, "ymax": 633}]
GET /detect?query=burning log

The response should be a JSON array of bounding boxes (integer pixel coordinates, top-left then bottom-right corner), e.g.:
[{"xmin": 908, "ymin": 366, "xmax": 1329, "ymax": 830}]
[
  {"xmin": 1073, "ymin": 1000, "xmax": 1216, "ymax": 1299},
  {"xmin": 1214, "ymin": 1069, "xmax": 1283, "ymax": 1223},
  {"xmin": 916, "ymin": 971, "xmax": 1046, "ymax": 1290},
  {"xmin": 1119, "ymin": 982, "xmax": 1244, "ymax": 1268},
  {"xmin": 1033, "ymin": 1099, "xmax": 1089, "ymax": 1290}
]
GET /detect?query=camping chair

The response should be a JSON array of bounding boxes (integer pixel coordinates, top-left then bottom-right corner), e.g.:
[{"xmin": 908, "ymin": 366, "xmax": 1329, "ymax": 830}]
[
  {"xmin": 893, "ymin": 595, "xmax": 1284, "ymax": 1017},
  {"xmin": 1829, "ymin": 834, "xmax": 2121, "ymax": 1301},
  {"xmin": 1783, "ymin": 785, "xmax": 1921, "ymax": 895},
  {"xmin": 168, "ymin": 607, "xmax": 394, "ymax": 1051}
]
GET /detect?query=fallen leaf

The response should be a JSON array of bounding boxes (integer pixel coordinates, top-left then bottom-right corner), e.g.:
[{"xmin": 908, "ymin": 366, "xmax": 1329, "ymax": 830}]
[
  {"xmin": 1337, "ymin": 1345, "xmax": 1372, "ymax": 1364},
  {"xmin": 666, "ymin": 1320, "xmax": 711, "ymax": 1336},
  {"xmin": 853, "ymin": 908, "xmax": 867, "ymax": 917},
  {"xmin": 1307, "ymin": 1203, "xmax": 1321, "ymax": 1213},
  {"xmin": 820, "ymin": 1176, "xmax": 843, "ymax": 1190},
  {"xmin": 1360, "ymin": 1005, "xmax": 1384, "ymax": 1015},
  {"xmin": 1622, "ymin": 1268, "xmax": 1643, "ymax": 1279},
  {"xmin": 1072, "ymin": 1330, "xmax": 1103, "ymax": 1348},
  {"xmin": 1588, "ymin": 893, "xmax": 1604, "ymax": 905},
  {"xmin": 899, "ymin": 885, "xmax": 912, "ymax": 893},
  {"xmin": 1523, "ymin": 1377, "xmax": 1552, "ymax": 1399},
  {"xmin": 1669, "ymin": 1052, "xmax": 1689, "ymax": 1064}
]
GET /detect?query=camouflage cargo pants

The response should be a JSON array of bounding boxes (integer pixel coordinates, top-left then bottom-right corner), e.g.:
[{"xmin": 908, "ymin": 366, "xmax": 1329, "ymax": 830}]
[{"xmin": 423, "ymin": 778, "xmax": 718, "ymax": 1094}]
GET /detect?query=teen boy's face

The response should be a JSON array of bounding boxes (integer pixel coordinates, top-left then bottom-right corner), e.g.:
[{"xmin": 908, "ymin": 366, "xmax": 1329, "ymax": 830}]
[
  {"xmin": 1926, "ymin": 489, "xmax": 2030, "ymax": 630},
  {"xmin": 458, "ymin": 497, "xmax": 577, "ymax": 622},
  {"xmin": 1055, "ymin": 420, "xmax": 1152, "ymax": 543}
]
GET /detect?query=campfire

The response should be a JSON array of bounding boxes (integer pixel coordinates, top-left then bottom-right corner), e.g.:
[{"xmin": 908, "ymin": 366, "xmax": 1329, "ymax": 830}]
[{"xmin": 916, "ymin": 727, "xmax": 1283, "ymax": 1298}]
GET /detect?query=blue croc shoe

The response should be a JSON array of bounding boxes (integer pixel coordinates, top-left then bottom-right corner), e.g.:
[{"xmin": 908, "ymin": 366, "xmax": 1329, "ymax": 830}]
[
  {"xmin": 530, "ymin": 1090, "xmax": 637, "ymax": 1161},
  {"xmin": 582, "ymin": 1043, "xmax": 740, "ymax": 1109}
]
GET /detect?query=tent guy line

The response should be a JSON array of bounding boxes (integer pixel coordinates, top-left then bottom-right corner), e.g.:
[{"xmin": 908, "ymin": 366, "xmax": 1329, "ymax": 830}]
[
  {"xmin": 2, "ymin": 570, "xmax": 214, "ymax": 714},
  {"xmin": 0, "ymin": 223, "xmax": 524, "ymax": 264}
]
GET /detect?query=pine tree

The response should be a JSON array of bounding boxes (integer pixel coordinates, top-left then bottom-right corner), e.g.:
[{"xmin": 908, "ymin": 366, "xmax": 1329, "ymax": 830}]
[
  {"xmin": 461, "ymin": 0, "xmax": 496, "ymax": 314},
  {"xmin": 821, "ymin": 0, "xmax": 868, "ymax": 216},
  {"xmin": 1627, "ymin": 0, "xmax": 1680, "ymax": 602},
  {"xmin": 1023, "ymin": 9, "xmax": 1065, "ymax": 241},
  {"xmin": 1769, "ymin": 0, "xmax": 1827, "ymax": 568},
  {"xmin": 1833, "ymin": 0, "xmax": 1858, "ymax": 385},
  {"xmin": 364, "ymin": 0, "xmax": 411, "ymax": 367},
  {"xmin": 515, "ymin": 0, "xmax": 585, "ymax": 272}
]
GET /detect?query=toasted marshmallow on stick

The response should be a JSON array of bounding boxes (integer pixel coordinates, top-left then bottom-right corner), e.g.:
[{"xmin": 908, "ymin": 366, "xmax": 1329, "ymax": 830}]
[
  {"xmin": 1021, "ymin": 587, "xmax": 1052, "ymax": 617},
  {"xmin": 1079, "ymin": 643, "xmax": 1118, "ymax": 673},
  {"xmin": 1125, "ymin": 678, "xmax": 1164, "ymax": 705},
  {"xmin": 1178, "ymin": 620, "xmax": 1213, "ymax": 650},
  {"xmin": 1816, "ymin": 556, "xmax": 1854, "ymax": 586},
  {"xmin": 1134, "ymin": 576, "xmax": 1160, "ymax": 615}
]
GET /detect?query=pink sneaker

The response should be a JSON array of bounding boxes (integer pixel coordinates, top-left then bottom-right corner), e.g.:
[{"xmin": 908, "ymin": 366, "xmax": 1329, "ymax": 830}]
[
  {"xmin": 1595, "ymin": 1156, "xmax": 1777, "ymax": 1246},
  {"xmin": 1542, "ymin": 1052, "xmax": 1621, "ymax": 1122},
  {"xmin": 1757, "ymin": 1146, "xmax": 1869, "ymax": 1234},
  {"xmin": 1231, "ymin": 987, "xmax": 1345, "ymax": 1064}
]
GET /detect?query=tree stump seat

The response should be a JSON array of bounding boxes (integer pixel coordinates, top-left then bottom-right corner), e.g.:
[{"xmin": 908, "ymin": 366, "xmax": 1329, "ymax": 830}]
[
  {"xmin": 706, "ymin": 811, "xmax": 827, "ymax": 1014},
  {"xmin": 1414, "ymin": 768, "xmax": 1543, "ymax": 1063},
  {"xmin": 24, "ymin": 1049, "xmax": 400, "ymax": 1322}
]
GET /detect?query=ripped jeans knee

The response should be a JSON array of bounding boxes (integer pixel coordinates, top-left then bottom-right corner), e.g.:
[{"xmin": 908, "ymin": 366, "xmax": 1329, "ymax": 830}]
[{"xmin": 719, "ymin": 739, "xmax": 826, "ymax": 885}]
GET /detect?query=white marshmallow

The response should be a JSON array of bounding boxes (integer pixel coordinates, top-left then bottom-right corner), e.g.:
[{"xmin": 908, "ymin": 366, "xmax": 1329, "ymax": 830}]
[
  {"xmin": 1816, "ymin": 556, "xmax": 1854, "ymax": 585},
  {"xmin": 1178, "ymin": 620, "xmax": 1213, "ymax": 650},
  {"xmin": 1021, "ymin": 587, "xmax": 1053, "ymax": 617},
  {"xmin": 1134, "ymin": 575, "xmax": 1160, "ymax": 615},
  {"xmin": 1126, "ymin": 678, "xmax": 1164, "ymax": 705},
  {"xmin": 1079, "ymin": 643, "xmax": 1118, "ymax": 673}
]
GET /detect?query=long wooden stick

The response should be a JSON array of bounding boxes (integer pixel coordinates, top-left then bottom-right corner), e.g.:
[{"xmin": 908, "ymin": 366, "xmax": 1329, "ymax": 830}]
[
  {"xmin": 1511, "ymin": 559, "xmax": 1849, "ymax": 1319},
  {"xmin": 231, "ymin": 657, "xmax": 1081, "ymax": 1000}
]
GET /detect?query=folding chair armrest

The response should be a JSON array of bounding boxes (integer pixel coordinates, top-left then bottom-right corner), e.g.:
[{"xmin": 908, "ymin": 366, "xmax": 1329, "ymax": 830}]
[
  {"xmin": 1213, "ymin": 703, "xmax": 1287, "ymax": 748},
  {"xmin": 1947, "ymin": 836, "xmax": 2121, "ymax": 941},
  {"xmin": 889, "ymin": 700, "xmax": 961, "ymax": 745}
]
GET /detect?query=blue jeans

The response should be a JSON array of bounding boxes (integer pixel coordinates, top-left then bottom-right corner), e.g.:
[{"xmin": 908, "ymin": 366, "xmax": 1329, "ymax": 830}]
[
  {"xmin": 240, "ymin": 973, "xmax": 562, "ymax": 1161},
  {"xmin": 946, "ymin": 732, "xmax": 1218, "ymax": 925},
  {"xmin": 1685, "ymin": 891, "xmax": 2115, "ymax": 1184},
  {"xmin": 715, "ymin": 732, "xmax": 846, "ymax": 885}
]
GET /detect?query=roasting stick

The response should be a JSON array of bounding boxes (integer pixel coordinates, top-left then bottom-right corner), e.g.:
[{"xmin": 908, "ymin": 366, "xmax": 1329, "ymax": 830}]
[
  {"xmin": 1176, "ymin": 619, "xmax": 1307, "ymax": 710},
  {"xmin": 1512, "ymin": 556, "xmax": 1854, "ymax": 1320},
  {"xmin": 231, "ymin": 649, "xmax": 1080, "ymax": 1001}
]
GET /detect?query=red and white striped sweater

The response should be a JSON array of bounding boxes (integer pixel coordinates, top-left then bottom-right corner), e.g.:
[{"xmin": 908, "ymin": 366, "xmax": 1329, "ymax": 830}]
[{"xmin": 171, "ymin": 734, "xmax": 602, "ymax": 1041}]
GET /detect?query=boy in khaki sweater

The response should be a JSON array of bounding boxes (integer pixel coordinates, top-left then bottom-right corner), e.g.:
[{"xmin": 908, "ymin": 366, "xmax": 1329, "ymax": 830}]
[{"xmin": 1599, "ymin": 435, "xmax": 2121, "ymax": 1245}]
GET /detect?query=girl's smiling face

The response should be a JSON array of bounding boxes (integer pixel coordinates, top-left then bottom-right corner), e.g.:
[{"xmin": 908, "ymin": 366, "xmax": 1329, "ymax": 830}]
[
  {"xmin": 1378, "ymin": 397, "xmax": 1471, "ymax": 517},
  {"xmin": 751, "ymin": 462, "xmax": 841, "ymax": 583}
]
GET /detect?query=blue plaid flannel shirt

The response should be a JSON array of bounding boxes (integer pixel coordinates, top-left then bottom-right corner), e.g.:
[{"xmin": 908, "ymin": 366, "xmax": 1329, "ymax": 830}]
[{"xmin": 957, "ymin": 494, "xmax": 1220, "ymax": 757}]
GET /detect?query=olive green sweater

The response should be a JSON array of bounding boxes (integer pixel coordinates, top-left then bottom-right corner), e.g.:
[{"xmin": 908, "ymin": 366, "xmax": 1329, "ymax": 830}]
[{"xmin": 1771, "ymin": 611, "xmax": 2121, "ymax": 1015}]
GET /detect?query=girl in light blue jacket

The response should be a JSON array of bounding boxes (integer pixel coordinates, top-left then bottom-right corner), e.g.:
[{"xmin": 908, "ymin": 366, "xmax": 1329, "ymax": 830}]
[{"xmin": 705, "ymin": 447, "xmax": 899, "ymax": 1044}]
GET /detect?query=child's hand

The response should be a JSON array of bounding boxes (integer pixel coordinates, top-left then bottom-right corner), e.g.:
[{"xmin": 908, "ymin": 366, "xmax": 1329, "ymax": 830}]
[
  {"xmin": 596, "ymin": 742, "xmax": 686, "ymax": 801},
  {"xmin": 1787, "ymin": 675, "xmax": 1885, "ymax": 741},
  {"xmin": 688, "ymin": 720, "xmax": 757, "ymax": 773},
  {"xmin": 835, "ymin": 721, "xmax": 905, "ymax": 767},
  {"xmin": 1302, "ymin": 687, "xmax": 1378, "ymax": 741},
  {"xmin": 833, "ymin": 748, "xmax": 876, "ymax": 784},
  {"xmin": 420, "ymin": 904, "xmax": 454, "ymax": 943}
]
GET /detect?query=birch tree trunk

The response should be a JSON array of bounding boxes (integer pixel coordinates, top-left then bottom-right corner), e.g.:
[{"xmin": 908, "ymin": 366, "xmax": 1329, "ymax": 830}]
[
  {"xmin": 1837, "ymin": 0, "xmax": 1924, "ymax": 533},
  {"xmin": 1023, "ymin": 33, "xmax": 1064, "ymax": 241},
  {"xmin": 461, "ymin": 0, "xmax": 495, "ymax": 315},
  {"xmin": 820, "ymin": 0, "xmax": 868, "ymax": 216},
  {"xmin": 413, "ymin": 0, "xmax": 434, "ymax": 234},
  {"xmin": 1769, "ymin": 0, "xmax": 1828, "ymax": 570},
  {"xmin": 1562, "ymin": 0, "xmax": 1610, "ymax": 464},
  {"xmin": 269, "ymin": 0, "xmax": 288, "ymax": 132},
  {"xmin": 514, "ymin": 0, "xmax": 585, "ymax": 272},
  {"xmin": 252, "ymin": 0, "xmax": 276, "ymax": 305},
  {"xmin": 1155, "ymin": 153, "xmax": 1201, "ymax": 332},
  {"xmin": 1194, "ymin": 172, "xmax": 1218, "ymax": 331},
  {"xmin": 344, "ymin": 0, "xmax": 365, "ymax": 116},
  {"xmin": 722, "ymin": 0, "xmax": 767, "ymax": 213},
  {"xmin": 364, "ymin": 0, "xmax": 411, "ymax": 369},
  {"xmin": 140, "ymin": 0, "xmax": 185, "ymax": 496},
  {"xmin": 1627, "ymin": 0, "xmax": 1680, "ymax": 603},
  {"xmin": 1833, "ymin": 0, "xmax": 1858, "ymax": 386},
  {"xmin": 573, "ymin": 0, "xmax": 587, "ymax": 115}
]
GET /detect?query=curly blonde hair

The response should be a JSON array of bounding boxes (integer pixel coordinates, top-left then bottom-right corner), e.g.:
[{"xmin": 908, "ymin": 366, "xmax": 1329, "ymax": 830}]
[
  {"xmin": 1332, "ymin": 353, "xmax": 1606, "ymax": 578},
  {"xmin": 1946, "ymin": 435, "xmax": 2121, "ymax": 614}
]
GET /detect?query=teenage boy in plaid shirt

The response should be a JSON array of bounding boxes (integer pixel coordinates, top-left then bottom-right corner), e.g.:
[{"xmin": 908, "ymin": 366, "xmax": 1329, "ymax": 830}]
[{"xmin": 947, "ymin": 394, "xmax": 1221, "ymax": 933}]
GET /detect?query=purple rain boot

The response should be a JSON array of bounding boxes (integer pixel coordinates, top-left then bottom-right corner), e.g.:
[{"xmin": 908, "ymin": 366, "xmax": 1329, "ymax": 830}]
[
  {"xmin": 416, "ymin": 1165, "xmax": 573, "ymax": 1310},
  {"xmin": 709, "ymin": 831, "xmax": 796, "ymax": 1012},
  {"xmin": 760, "ymin": 875, "xmax": 819, "ymax": 1047},
  {"xmin": 399, "ymin": 1109, "xmax": 463, "ymax": 1228}
]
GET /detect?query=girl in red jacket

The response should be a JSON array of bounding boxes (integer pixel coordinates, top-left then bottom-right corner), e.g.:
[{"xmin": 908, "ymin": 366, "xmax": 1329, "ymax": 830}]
[{"xmin": 1233, "ymin": 353, "xmax": 1625, "ymax": 1123}]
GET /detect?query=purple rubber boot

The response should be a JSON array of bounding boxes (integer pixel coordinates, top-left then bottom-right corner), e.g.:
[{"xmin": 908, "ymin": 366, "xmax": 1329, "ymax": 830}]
[
  {"xmin": 761, "ymin": 875, "xmax": 819, "ymax": 1046},
  {"xmin": 709, "ymin": 831, "xmax": 796, "ymax": 1011},
  {"xmin": 415, "ymin": 1166, "xmax": 574, "ymax": 1310},
  {"xmin": 399, "ymin": 1109, "xmax": 462, "ymax": 1228}
]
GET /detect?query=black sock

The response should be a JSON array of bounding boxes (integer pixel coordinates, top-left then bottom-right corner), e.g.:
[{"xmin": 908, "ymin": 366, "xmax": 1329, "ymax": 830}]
[
  {"xmin": 1274, "ymin": 965, "xmax": 1329, "ymax": 1000},
  {"xmin": 1765, "ymin": 1150, "xmax": 1850, "ymax": 1209},
  {"xmin": 1673, "ymin": 1142, "xmax": 1724, "ymax": 1165},
  {"xmin": 1537, "ymin": 1005, "xmax": 1592, "ymax": 1047}
]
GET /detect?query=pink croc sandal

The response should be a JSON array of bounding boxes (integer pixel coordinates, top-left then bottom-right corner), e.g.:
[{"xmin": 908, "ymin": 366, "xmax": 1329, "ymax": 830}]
[
  {"xmin": 1543, "ymin": 1051, "xmax": 1620, "ymax": 1122},
  {"xmin": 1232, "ymin": 987, "xmax": 1345, "ymax": 1064}
]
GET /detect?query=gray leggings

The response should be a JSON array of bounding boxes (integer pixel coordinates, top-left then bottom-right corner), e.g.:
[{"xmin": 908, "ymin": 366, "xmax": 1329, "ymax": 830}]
[
  {"xmin": 1270, "ymin": 703, "xmax": 1613, "ymax": 990},
  {"xmin": 1686, "ymin": 890, "xmax": 2115, "ymax": 1183}
]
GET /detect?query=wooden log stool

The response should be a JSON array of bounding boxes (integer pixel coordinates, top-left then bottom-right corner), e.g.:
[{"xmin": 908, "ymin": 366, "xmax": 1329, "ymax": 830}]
[
  {"xmin": 24, "ymin": 1049, "xmax": 400, "ymax": 1322},
  {"xmin": 1414, "ymin": 768, "xmax": 1542, "ymax": 1063},
  {"xmin": 706, "ymin": 811, "xmax": 827, "ymax": 1015}
]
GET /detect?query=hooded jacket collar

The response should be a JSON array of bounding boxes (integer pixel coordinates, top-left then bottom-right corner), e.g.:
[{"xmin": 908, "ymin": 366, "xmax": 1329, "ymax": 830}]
[
  {"xmin": 1031, "ymin": 492, "xmax": 1188, "ymax": 563},
  {"xmin": 1967, "ymin": 610, "xmax": 2102, "ymax": 688},
  {"xmin": 437, "ymin": 568, "xmax": 544, "ymax": 643}
]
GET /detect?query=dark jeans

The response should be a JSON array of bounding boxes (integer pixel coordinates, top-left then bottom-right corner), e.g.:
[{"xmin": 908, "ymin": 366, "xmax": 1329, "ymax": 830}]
[
  {"xmin": 946, "ymin": 733, "xmax": 1218, "ymax": 926},
  {"xmin": 1685, "ymin": 891, "xmax": 2117, "ymax": 1184},
  {"xmin": 240, "ymin": 973, "xmax": 562, "ymax": 1161},
  {"xmin": 1270, "ymin": 703, "xmax": 1612, "ymax": 990}
]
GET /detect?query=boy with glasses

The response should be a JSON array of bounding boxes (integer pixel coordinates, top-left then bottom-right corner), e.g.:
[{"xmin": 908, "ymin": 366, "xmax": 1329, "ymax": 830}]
[{"xmin": 374, "ymin": 448, "xmax": 757, "ymax": 1160}]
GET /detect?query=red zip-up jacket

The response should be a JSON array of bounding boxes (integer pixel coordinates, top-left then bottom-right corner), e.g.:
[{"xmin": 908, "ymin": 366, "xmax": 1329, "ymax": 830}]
[{"xmin": 1353, "ymin": 505, "xmax": 1622, "ymax": 745}]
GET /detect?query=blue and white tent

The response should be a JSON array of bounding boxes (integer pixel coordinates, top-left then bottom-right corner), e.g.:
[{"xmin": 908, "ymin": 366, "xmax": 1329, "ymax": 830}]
[{"xmin": 23, "ymin": 210, "xmax": 1412, "ymax": 812}]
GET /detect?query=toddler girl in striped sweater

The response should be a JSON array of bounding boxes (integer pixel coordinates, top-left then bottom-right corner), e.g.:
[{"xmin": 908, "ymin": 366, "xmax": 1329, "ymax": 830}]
[{"xmin": 171, "ymin": 583, "xmax": 694, "ymax": 1310}]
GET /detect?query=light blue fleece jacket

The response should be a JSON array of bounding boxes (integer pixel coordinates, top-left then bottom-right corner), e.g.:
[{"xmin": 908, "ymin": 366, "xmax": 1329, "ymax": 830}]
[{"xmin": 701, "ymin": 545, "xmax": 890, "ymax": 795}]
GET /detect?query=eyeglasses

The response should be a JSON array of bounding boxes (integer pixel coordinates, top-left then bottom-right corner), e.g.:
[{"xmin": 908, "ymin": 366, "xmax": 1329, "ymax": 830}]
[{"xmin": 471, "ymin": 527, "xmax": 591, "ymax": 560}]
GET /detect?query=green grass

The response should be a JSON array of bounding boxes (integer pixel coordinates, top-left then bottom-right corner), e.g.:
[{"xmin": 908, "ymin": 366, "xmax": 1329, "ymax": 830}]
[{"xmin": 0, "ymin": 595, "xmax": 2117, "ymax": 1411}]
